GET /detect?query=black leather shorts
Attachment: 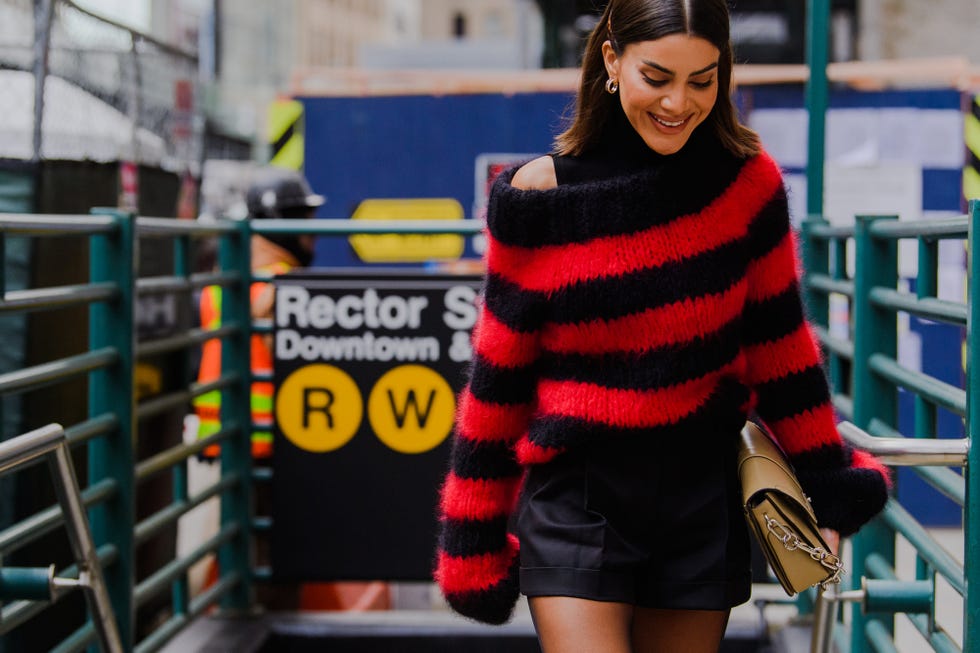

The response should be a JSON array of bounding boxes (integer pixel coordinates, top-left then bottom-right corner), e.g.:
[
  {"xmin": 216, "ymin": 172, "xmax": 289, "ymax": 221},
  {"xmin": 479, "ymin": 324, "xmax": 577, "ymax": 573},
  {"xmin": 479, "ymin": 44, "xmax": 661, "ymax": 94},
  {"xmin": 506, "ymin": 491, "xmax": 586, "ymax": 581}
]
[{"xmin": 517, "ymin": 431, "xmax": 752, "ymax": 611}]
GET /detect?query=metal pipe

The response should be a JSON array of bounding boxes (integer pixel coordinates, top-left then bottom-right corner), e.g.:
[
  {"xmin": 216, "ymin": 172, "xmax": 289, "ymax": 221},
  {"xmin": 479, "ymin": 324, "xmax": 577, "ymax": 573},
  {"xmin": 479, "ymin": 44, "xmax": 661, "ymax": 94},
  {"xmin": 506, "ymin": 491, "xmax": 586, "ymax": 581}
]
[
  {"xmin": 0, "ymin": 424, "xmax": 65, "ymax": 475},
  {"xmin": 0, "ymin": 480, "xmax": 116, "ymax": 557},
  {"xmin": 0, "ymin": 348, "xmax": 118, "ymax": 396},
  {"xmin": 869, "ymin": 354, "xmax": 966, "ymax": 416},
  {"xmin": 869, "ymin": 215, "xmax": 967, "ymax": 240},
  {"xmin": 0, "ymin": 283, "xmax": 118, "ymax": 314},
  {"xmin": 0, "ymin": 215, "xmax": 117, "ymax": 234},
  {"xmin": 32, "ymin": 0, "xmax": 55, "ymax": 164},
  {"xmin": 868, "ymin": 287, "xmax": 967, "ymax": 326},
  {"xmin": 252, "ymin": 218, "xmax": 484, "ymax": 235},
  {"xmin": 837, "ymin": 421, "xmax": 968, "ymax": 466},
  {"xmin": 811, "ymin": 586, "xmax": 841, "ymax": 653},
  {"xmin": 137, "ymin": 217, "xmax": 238, "ymax": 237},
  {"xmin": 49, "ymin": 441, "xmax": 124, "ymax": 653},
  {"xmin": 807, "ymin": 274, "xmax": 856, "ymax": 298}
]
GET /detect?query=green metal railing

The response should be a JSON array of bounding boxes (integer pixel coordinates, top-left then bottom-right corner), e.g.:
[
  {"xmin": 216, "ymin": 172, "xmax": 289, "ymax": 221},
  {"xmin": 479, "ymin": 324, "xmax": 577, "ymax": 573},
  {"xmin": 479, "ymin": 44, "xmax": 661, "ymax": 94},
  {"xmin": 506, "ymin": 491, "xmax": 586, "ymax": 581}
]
[
  {"xmin": 3, "ymin": 202, "xmax": 975, "ymax": 652},
  {"xmin": 0, "ymin": 211, "xmax": 254, "ymax": 652},
  {"xmin": 801, "ymin": 200, "xmax": 980, "ymax": 652},
  {"xmin": 0, "ymin": 213, "xmax": 483, "ymax": 651}
]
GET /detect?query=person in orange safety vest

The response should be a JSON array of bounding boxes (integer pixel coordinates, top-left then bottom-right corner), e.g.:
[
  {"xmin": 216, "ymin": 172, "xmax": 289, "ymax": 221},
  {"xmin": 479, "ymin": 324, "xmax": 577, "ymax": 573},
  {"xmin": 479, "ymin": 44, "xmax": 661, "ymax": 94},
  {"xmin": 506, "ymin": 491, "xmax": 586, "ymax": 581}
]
[{"xmin": 193, "ymin": 167, "xmax": 323, "ymax": 460}]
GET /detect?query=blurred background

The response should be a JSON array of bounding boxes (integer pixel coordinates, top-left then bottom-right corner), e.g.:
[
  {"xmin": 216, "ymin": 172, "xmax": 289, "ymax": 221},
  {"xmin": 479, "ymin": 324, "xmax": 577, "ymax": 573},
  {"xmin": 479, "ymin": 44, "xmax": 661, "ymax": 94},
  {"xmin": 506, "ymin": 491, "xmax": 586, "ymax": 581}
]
[{"xmin": 3, "ymin": 0, "xmax": 979, "ymax": 229}]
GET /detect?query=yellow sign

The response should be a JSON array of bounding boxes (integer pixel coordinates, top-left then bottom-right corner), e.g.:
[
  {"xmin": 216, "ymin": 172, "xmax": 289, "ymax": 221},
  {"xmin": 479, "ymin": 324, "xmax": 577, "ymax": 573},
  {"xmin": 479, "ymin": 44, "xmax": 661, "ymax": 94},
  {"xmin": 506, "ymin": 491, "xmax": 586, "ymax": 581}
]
[
  {"xmin": 268, "ymin": 99, "xmax": 304, "ymax": 170},
  {"xmin": 367, "ymin": 365, "xmax": 455, "ymax": 454},
  {"xmin": 276, "ymin": 364, "xmax": 363, "ymax": 452},
  {"xmin": 349, "ymin": 198, "xmax": 465, "ymax": 263},
  {"xmin": 965, "ymin": 96, "xmax": 980, "ymax": 202}
]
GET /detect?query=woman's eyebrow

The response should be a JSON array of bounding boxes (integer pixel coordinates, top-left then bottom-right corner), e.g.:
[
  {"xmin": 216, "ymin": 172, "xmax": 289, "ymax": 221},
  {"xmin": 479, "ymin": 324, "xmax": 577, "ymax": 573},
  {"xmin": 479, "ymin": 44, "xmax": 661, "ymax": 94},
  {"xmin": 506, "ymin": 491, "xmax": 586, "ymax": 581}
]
[{"xmin": 640, "ymin": 60, "xmax": 719, "ymax": 76}]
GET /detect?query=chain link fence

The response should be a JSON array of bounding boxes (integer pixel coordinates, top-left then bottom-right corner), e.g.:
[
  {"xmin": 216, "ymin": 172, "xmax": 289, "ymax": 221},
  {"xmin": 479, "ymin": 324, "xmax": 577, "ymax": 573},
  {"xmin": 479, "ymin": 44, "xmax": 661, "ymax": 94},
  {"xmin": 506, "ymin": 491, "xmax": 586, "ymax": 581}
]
[{"xmin": 0, "ymin": 0, "xmax": 204, "ymax": 173}]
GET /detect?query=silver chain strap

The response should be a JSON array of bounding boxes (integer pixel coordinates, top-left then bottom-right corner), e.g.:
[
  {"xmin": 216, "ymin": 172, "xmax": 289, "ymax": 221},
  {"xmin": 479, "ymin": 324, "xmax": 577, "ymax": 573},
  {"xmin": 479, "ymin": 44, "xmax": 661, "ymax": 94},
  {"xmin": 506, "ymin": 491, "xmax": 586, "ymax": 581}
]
[{"xmin": 764, "ymin": 513, "xmax": 844, "ymax": 587}]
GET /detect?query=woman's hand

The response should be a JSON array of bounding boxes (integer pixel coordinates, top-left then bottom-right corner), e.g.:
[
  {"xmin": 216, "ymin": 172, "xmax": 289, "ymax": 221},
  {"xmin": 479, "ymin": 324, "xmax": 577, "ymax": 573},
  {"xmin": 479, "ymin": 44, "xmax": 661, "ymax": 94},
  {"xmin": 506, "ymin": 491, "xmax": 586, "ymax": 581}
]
[{"xmin": 820, "ymin": 528, "xmax": 840, "ymax": 555}]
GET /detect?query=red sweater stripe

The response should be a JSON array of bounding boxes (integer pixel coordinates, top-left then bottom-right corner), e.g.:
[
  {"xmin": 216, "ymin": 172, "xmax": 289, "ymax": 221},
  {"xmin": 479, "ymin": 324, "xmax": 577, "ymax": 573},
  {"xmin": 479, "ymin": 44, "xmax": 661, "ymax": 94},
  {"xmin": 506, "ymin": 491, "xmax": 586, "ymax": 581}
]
[
  {"xmin": 434, "ymin": 534, "xmax": 519, "ymax": 593},
  {"xmin": 515, "ymin": 436, "xmax": 563, "ymax": 465},
  {"xmin": 536, "ymin": 365, "xmax": 737, "ymax": 429},
  {"xmin": 743, "ymin": 323, "xmax": 823, "ymax": 386},
  {"xmin": 456, "ymin": 388, "xmax": 535, "ymax": 443},
  {"xmin": 852, "ymin": 449, "xmax": 894, "ymax": 488},
  {"xmin": 745, "ymin": 231, "xmax": 798, "ymax": 302},
  {"xmin": 541, "ymin": 281, "xmax": 746, "ymax": 355},
  {"xmin": 768, "ymin": 403, "xmax": 841, "ymax": 455},
  {"xmin": 487, "ymin": 155, "xmax": 780, "ymax": 293},
  {"xmin": 472, "ymin": 308, "xmax": 540, "ymax": 368},
  {"xmin": 439, "ymin": 473, "xmax": 522, "ymax": 521}
]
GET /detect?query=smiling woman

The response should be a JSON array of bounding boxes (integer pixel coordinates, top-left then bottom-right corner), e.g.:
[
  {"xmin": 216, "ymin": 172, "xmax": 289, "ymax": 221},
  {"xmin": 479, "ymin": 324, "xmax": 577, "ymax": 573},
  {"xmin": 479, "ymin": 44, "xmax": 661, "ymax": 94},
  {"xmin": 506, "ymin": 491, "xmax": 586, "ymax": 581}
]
[
  {"xmin": 434, "ymin": 1, "xmax": 891, "ymax": 651},
  {"xmin": 601, "ymin": 33, "xmax": 719, "ymax": 154}
]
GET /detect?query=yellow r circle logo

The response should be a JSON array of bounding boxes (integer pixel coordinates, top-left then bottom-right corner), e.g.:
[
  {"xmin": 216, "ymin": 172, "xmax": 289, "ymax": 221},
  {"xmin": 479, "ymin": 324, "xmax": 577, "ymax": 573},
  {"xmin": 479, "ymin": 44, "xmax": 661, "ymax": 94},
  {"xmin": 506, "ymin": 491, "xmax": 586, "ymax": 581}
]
[{"xmin": 276, "ymin": 364, "xmax": 363, "ymax": 453}]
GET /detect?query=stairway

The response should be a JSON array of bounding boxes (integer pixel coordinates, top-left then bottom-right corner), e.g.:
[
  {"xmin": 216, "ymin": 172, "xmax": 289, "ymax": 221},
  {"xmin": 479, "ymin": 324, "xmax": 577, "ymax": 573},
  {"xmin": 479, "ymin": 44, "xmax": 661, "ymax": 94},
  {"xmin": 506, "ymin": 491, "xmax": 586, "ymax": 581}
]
[{"xmin": 163, "ymin": 607, "xmax": 771, "ymax": 652}]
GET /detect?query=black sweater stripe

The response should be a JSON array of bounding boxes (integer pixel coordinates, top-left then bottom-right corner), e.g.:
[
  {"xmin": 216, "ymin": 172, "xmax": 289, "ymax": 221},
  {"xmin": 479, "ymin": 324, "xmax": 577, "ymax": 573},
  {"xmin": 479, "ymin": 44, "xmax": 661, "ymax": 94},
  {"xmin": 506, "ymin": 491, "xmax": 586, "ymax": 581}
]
[
  {"xmin": 483, "ymin": 273, "xmax": 547, "ymax": 332},
  {"xmin": 487, "ymin": 131, "xmax": 745, "ymax": 248},
  {"xmin": 468, "ymin": 355, "xmax": 537, "ymax": 405},
  {"xmin": 527, "ymin": 380, "xmax": 750, "ymax": 450},
  {"xmin": 450, "ymin": 437, "xmax": 522, "ymax": 481},
  {"xmin": 534, "ymin": 238, "xmax": 750, "ymax": 325},
  {"xmin": 538, "ymin": 320, "xmax": 742, "ymax": 390},
  {"xmin": 746, "ymin": 186, "xmax": 791, "ymax": 260},
  {"xmin": 754, "ymin": 365, "xmax": 832, "ymax": 421},
  {"xmin": 742, "ymin": 286, "xmax": 806, "ymax": 346},
  {"xmin": 439, "ymin": 516, "xmax": 510, "ymax": 557}
]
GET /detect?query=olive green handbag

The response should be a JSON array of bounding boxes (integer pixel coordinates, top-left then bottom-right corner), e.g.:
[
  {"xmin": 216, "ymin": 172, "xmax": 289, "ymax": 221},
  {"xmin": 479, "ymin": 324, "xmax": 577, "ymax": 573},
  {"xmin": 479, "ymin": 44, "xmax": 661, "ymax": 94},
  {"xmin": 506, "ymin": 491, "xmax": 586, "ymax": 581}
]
[{"xmin": 737, "ymin": 421, "xmax": 843, "ymax": 596}]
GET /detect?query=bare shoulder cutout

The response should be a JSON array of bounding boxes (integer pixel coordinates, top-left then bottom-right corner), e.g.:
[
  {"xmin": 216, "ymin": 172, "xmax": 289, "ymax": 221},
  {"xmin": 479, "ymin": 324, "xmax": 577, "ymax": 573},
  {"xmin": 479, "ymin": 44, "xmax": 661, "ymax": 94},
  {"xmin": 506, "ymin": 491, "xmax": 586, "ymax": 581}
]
[{"xmin": 510, "ymin": 155, "xmax": 557, "ymax": 191}]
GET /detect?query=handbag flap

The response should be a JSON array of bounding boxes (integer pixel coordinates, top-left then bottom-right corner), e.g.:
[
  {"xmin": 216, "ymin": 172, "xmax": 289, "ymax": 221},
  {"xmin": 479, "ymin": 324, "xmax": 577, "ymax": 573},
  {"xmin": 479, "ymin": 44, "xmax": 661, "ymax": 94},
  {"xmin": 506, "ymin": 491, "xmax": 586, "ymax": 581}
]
[
  {"xmin": 737, "ymin": 422, "xmax": 818, "ymax": 522},
  {"xmin": 746, "ymin": 495, "xmax": 836, "ymax": 594}
]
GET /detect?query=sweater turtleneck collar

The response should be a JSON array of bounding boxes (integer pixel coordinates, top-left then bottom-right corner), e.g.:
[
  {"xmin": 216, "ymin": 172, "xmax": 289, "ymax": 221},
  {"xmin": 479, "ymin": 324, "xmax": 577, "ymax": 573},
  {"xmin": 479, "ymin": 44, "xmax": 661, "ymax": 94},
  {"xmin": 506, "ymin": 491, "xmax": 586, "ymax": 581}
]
[
  {"xmin": 552, "ymin": 103, "xmax": 717, "ymax": 186},
  {"xmin": 592, "ymin": 103, "xmax": 668, "ymax": 168}
]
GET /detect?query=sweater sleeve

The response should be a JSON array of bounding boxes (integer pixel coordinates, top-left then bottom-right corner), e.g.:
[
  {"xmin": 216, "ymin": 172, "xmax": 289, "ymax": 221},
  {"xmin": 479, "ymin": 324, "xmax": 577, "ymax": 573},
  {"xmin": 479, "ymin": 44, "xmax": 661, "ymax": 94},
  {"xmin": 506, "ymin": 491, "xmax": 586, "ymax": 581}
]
[
  {"xmin": 434, "ymin": 192, "xmax": 543, "ymax": 624},
  {"xmin": 741, "ymin": 169, "xmax": 890, "ymax": 537}
]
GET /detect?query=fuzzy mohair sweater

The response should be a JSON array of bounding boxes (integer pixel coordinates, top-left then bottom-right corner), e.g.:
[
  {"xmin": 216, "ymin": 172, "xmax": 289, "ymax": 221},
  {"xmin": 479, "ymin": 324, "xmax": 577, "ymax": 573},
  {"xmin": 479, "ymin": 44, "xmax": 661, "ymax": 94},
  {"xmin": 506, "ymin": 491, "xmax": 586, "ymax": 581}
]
[{"xmin": 434, "ymin": 125, "xmax": 890, "ymax": 625}]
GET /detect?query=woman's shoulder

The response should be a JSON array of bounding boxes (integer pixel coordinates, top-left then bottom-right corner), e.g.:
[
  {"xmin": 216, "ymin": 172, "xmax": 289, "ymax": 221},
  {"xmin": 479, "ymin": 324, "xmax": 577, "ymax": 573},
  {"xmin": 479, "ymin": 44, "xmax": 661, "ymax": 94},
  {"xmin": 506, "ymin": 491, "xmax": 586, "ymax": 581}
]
[{"xmin": 510, "ymin": 156, "xmax": 557, "ymax": 191}]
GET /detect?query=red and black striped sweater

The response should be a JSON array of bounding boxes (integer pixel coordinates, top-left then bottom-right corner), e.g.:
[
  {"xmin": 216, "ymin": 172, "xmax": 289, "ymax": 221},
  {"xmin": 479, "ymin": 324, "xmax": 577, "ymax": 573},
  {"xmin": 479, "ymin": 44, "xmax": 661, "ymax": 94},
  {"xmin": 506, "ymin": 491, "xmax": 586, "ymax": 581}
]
[{"xmin": 435, "ymin": 128, "xmax": 890, "ymax": 625}]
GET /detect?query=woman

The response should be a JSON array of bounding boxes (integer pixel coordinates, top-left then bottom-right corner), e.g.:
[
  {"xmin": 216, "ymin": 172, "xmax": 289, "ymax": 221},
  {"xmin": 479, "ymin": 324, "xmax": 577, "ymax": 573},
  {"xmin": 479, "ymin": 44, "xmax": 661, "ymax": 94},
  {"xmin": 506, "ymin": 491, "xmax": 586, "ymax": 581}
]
[{"xmin": 435, "ymin": 1, "xmax": 890, "ymax": 651}]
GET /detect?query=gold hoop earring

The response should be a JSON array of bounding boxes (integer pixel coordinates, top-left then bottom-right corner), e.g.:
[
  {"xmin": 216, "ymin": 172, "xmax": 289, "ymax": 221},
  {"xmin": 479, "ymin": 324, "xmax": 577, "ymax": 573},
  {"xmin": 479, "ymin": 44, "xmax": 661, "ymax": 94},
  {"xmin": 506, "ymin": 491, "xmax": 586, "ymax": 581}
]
[{"xmin": 605, "ymin": 78, "xmax": 619, "ymax": 94}]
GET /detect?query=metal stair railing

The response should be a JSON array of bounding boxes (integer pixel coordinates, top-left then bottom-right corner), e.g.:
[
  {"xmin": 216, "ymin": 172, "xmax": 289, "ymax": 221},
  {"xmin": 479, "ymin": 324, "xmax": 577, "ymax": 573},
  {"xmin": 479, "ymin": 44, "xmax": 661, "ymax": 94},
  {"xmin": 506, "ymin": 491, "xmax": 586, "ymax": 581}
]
[
  {"xmin": 0, "ymin": 423, "xmax": 122, "ymax": 653},
  {"xmin": 800, "ymin": 199, "xmax": 979, "ymax": 652}
]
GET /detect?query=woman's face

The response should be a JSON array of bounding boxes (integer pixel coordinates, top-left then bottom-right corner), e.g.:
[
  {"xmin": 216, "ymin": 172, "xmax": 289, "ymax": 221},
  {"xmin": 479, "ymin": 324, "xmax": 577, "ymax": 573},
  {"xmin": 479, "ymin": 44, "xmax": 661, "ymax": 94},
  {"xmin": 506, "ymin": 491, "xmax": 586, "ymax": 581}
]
[{"xmin": 603, "ymin": 34, "xmax": 720, "ymax": 155}]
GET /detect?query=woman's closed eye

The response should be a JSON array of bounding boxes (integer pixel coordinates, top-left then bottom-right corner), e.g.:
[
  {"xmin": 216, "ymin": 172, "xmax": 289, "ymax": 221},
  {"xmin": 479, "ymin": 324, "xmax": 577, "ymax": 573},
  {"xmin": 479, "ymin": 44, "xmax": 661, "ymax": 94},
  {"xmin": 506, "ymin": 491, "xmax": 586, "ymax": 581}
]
[{"xmin": 642, "ymin": 75, "xmax": 715, "ymax": 89}]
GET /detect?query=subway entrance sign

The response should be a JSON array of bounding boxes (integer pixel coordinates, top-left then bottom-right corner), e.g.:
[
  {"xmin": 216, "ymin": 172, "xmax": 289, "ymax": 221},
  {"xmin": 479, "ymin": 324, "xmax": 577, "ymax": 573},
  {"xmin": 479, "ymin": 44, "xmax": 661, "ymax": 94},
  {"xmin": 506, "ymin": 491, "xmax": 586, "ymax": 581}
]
[{"xmin": 270, "ymin": 270, "xmax": 481, "ymax": 580}]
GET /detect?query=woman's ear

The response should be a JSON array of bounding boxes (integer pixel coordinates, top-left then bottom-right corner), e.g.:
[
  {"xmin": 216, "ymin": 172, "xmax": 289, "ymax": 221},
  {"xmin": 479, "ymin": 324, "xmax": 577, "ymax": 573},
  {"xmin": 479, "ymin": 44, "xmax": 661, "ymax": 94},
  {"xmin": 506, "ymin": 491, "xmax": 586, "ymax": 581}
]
[{"xmin": 601, "ymin": 40, "xmax": 620, "ymax": 80}]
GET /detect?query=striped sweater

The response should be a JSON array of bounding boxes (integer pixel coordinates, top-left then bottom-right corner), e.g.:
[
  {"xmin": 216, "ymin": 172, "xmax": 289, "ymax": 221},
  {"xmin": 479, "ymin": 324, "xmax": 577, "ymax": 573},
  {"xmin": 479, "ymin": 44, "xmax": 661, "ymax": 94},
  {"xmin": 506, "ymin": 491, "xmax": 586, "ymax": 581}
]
[{"xmin": 435, "ymin": 130, "xmax": 890, "ymax": 625}]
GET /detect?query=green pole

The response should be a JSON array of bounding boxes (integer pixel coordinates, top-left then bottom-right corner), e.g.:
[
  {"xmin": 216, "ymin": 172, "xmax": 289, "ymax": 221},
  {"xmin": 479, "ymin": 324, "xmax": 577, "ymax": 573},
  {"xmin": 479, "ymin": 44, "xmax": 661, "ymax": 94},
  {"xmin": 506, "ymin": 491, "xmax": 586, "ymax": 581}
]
[
  {"xmin": 218, "ymin": 218, "xmax": 253, "ymax": 611},
  {"xmin": 965, "ymin": 199, "xmax": 980, "ymax": 653},
  {"xmin": 806, "ymin": 0, "xmax": 830, "ymax": 219},
  {"xmin": 799, "ymin": 218, "xmax": 830, "ymax": 329},
  {"xmin": 172, "ymin": 234, "xmax": 191, "ymax": 618},
  {"xmin": 87, "ymin": 209, "xmax": 137, "ymax": 650},
  {"xmin": 851, "ymin": 215, "xmax": 899, "ymax": 653}
]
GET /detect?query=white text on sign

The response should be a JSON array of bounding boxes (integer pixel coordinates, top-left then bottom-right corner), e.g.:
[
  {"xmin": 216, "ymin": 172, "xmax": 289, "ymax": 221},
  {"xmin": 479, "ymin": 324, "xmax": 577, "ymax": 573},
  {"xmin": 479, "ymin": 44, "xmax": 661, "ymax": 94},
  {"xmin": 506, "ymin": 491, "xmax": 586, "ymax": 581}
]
[{"xmin": 276, "ymin": 285, "xmax": 478, "ymax": 364}]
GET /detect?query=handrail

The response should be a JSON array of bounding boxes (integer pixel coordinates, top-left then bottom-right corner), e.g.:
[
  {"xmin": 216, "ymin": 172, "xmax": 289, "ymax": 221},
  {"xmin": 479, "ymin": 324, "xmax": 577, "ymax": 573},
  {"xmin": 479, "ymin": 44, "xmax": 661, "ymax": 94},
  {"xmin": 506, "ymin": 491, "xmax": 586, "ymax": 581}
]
[
  {"xmin": 252, "ymin": 218, "xmax": 485, "ymax": 235},
  {"xmin": 0, "ymin": 425, "xmax": 122, "ymax": 653},
  {"xmin": 837, "ymin": 422, "xmax": 969, "ymax": 467},
  {"xmin": 0, "ymin": 215, "xmax": 118, "ymax": 234}
]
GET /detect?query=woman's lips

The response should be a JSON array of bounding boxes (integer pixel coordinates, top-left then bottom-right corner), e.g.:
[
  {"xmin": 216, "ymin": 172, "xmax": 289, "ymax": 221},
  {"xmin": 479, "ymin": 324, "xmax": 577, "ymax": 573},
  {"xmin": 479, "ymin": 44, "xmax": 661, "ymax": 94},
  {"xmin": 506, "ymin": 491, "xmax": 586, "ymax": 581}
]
[{"xmin": 652, "ymin": 114, "xmax": 687, "ymax": 127}]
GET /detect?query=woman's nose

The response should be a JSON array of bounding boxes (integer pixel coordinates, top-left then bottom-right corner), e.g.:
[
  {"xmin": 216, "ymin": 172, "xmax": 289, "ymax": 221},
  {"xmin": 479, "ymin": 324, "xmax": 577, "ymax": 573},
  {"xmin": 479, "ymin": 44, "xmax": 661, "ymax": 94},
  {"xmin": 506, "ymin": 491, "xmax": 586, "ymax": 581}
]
[{"xmin": 661, "ymin": 86, "xmax": 687, "ymax": 112}]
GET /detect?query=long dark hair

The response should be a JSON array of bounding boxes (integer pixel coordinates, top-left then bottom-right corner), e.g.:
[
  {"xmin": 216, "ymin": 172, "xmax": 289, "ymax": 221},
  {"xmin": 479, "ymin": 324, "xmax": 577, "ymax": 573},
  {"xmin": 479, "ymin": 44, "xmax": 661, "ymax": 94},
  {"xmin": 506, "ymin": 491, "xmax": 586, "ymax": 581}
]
[{"xmin": 555, "ymin": 0, "xmax": 758, "ymax": 158}]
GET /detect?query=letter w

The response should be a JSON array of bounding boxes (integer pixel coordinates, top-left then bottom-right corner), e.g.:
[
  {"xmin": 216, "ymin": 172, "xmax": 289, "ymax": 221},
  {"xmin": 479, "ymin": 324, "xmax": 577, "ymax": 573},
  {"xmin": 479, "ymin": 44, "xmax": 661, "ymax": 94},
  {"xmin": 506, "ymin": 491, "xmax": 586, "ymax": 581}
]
[{"xmin": 387, "ymin": 389, "xmax": 435, "ymax": 429}]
